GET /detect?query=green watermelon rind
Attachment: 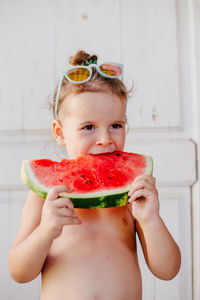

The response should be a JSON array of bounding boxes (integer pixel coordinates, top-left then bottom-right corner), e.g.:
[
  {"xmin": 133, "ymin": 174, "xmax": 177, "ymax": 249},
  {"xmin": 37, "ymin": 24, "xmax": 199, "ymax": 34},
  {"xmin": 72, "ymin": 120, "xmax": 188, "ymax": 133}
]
[{"xmin": 21, "ymin": 155, "xmax": 153, "ymax": 209}]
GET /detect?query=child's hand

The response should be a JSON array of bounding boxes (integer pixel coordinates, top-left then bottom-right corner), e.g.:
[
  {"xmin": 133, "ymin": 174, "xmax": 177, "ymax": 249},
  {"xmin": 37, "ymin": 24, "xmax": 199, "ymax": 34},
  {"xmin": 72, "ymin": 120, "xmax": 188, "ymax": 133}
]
[
  {"xmin": 40, "ymin": 186, "xmax": 81, "ymax": 240},
  {"xmin": 128, "ymin": 175, "xmax": 159, "ymax": 223}
]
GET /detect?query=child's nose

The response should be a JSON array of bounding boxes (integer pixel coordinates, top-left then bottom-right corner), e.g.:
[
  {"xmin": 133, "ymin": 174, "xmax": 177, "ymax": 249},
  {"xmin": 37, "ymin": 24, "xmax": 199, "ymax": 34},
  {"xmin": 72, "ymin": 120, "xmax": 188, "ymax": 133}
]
[{"xmin": 96, "ymin": 130, "xmax": 112, "ymax": 146}]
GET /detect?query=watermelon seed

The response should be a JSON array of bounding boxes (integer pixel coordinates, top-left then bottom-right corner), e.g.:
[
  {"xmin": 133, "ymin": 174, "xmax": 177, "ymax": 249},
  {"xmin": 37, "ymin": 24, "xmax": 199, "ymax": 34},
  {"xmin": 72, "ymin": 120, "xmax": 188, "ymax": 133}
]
[
  {"xmin": 108, "ymin": 177, "xmax": 112, "ymax": 180},
  {"xmin": 87, "ymin": 181, "xmax": 92, "ymax": 184},
  {"xmin": 116, "ymin": 153, "xmax": 120, "ymax": 156},
  {"xmin": 81, "ymin": 174, "xmax": 85, "ymax": 177}
]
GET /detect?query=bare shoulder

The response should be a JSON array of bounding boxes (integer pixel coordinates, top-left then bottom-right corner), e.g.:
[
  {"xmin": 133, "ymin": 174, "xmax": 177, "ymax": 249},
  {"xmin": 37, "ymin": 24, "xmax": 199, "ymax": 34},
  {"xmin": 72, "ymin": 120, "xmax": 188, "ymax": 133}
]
[{"xmin": 11, "ymin": 191, "xmax": 45, "ymax": 248}]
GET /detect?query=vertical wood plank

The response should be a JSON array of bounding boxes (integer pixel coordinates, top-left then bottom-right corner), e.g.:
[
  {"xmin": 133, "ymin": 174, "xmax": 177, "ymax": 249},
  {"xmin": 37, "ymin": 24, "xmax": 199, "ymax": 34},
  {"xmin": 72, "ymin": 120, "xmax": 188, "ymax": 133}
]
[
  {"xmin": 121, "ymin": 0, "xmax": 181, "ymax": 129},
  {"xmin": 0, "ymin": 0, "xmax": 55, "ymax": 132}
]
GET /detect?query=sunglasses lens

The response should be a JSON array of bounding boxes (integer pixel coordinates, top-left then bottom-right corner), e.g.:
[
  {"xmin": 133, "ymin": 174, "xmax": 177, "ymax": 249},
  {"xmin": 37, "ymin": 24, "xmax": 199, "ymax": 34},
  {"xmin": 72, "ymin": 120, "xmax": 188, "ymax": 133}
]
[
  {"xmin": 99, "ymin": 63, "xmax": 122, "ymax": 77},
  {"xmin": 67, "ymin": 68, "xmax": 90, "ymax": 82}
]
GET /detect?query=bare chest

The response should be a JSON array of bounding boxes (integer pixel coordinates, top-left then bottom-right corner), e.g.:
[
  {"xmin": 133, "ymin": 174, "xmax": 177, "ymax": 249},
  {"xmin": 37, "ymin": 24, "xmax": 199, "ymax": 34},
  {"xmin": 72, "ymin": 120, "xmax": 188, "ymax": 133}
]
[
  {"xmin": 45, "ymin": 206, "xmax": 136, "ymax": 259},
  {"xmin": 41, "ymin": 207, "xmax": 142, "ymax": 300}
]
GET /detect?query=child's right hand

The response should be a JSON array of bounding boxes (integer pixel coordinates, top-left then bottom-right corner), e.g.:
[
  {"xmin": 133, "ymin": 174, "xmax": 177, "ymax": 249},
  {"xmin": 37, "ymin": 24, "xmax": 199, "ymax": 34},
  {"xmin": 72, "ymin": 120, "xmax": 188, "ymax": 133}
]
[{"xmin": 40, "ymin": 186, "xmax": 81, "ymax": 240}]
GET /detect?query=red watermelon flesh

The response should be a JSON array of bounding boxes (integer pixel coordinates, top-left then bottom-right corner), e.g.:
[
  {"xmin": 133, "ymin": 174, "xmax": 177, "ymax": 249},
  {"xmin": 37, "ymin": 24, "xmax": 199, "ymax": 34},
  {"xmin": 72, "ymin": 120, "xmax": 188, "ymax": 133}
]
[{"xmin": 21, "ymin": 151, "xmax": 153, "ymax": 208}]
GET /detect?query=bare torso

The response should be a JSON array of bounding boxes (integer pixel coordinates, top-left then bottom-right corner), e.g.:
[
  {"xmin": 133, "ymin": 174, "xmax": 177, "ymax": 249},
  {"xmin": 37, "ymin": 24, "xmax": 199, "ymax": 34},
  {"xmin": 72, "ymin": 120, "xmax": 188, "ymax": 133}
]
[{"xmin": 41, "ymin": 206, "xmax": 142, "ymax": 300}]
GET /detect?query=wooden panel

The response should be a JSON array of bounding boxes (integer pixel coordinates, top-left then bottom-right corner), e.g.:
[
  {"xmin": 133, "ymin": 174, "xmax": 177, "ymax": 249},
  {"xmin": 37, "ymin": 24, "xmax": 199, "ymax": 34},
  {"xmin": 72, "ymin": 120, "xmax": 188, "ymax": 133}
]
[
  {"xmin": 0, "ymin": 0, "xmax": 193, "ymax": 134},
  {"xmin": 121, "ymin": 0, "xmax": 181, "ymax": 129},
  {"xmin": 138, "ymin": 187, "xmax": 192, "ymax": 300},
  {"xmin": 0, "ymin": 0, "xmax": 55, "ymax": 132}
]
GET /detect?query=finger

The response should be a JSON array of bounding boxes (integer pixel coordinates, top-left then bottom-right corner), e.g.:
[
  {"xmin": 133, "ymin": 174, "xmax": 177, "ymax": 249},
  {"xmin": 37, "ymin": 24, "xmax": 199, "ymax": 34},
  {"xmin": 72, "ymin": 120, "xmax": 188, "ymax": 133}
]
[
  {"xmin": 128, "ymin": 189, "xmax": 149, "ymax": 203},
  {"xmin": 47, "ymin": 186, "xmax": 72, "ymax": 201},
  {"xmin": 61, "ymin": 216, "xmax": 81, "ymax": 226},
  {"xmin": 58, "ymin": 207, "xmax": 77, "ymax": 218},
  {"xmin": 128, "ymin": 180, "xmax": 153, "ymax": 196},
  {"xmin": 133, "ymin": 174, "xmax": 154, "ymax": 184},
  {"xmin": 54, "ymin": 198, "xmax": 74, "ymax": 210},
  {"xmin": 133, "ymin": 174, "xmax": 155, "ymax": 186}
]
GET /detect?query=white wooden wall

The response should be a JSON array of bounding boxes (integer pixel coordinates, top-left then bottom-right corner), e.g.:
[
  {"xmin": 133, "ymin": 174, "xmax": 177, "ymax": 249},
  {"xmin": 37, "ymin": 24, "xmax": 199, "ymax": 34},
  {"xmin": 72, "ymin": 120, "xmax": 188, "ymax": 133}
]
[{"xmin": 0, "ymin": 0, "xmax": 199, "ymax": 299}]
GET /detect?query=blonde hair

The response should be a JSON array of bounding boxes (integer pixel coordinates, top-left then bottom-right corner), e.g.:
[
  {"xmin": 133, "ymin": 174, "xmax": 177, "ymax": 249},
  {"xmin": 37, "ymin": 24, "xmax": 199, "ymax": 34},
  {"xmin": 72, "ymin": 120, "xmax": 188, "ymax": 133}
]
[{"xmin": 51, "ymin": 50, "xmax": 130, "ymax": 120}]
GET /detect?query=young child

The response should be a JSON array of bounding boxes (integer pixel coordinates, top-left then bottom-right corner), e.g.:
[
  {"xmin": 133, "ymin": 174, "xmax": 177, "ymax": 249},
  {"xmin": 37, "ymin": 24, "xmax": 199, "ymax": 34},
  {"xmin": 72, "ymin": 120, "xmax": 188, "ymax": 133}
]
[{"xmin": 8, "ymin": 51, "xmax": 181, "ymax": 300}]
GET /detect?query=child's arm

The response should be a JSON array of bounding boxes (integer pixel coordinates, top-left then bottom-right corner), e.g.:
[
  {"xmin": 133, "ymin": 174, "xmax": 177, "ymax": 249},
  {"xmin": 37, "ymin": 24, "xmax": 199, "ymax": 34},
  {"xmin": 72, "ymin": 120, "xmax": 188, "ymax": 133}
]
[
  {"xmin": 8, "ymin": 186, "xmax": 81, "ymax": 283},
  {"xmin": 128, "ymin": 175, "xmax": 181, "ymax": 280}
]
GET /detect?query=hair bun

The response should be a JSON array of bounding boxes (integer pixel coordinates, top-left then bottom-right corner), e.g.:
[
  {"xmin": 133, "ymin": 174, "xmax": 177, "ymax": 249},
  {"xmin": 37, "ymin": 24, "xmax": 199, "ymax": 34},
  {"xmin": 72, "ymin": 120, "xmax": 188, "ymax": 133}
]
[{"xmin": 69, "ymin": 50, "xmax": 98, "ymax": 66}]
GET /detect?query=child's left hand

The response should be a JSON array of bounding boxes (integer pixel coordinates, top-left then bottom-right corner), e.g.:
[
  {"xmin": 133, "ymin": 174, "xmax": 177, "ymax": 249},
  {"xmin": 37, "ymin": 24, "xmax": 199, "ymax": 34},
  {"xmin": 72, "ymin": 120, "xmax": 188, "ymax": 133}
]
[{"xmin": 128, "ymin": 174, "xmax": 159, "ymax": 222}]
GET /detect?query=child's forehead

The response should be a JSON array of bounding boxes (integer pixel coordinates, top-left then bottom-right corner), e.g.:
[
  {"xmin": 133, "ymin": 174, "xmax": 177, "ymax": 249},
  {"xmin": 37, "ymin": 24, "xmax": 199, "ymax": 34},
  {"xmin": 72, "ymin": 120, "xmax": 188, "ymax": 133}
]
[
  {"xmin": 68, "ymin": 91, "xmax": 126, "ymax": 109},
  {"xmin": 61, "ymin": 91, "xmax": 126, "ymax": 122},
  {"xmin": 71, "ymin": 92, "xmax": 125, "ymax": 113}
]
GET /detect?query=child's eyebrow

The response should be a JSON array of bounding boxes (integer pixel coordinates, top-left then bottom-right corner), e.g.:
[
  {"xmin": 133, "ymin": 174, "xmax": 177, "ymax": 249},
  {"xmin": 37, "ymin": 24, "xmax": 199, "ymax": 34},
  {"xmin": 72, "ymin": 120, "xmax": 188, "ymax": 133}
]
[
  {"xmin": 110, "ymin": 120, "xmax": 126, "ymax": 125},
  {"xmin": 114, "ymin": 120, "xmax": 126, "ymax": 124},
  {"xmin": 79, "ymin": 121, "xmax": 94, "ymax": 126},
  {"xmin": 79, "ymin": 120, "xmax": 126, "ymax": 126}
]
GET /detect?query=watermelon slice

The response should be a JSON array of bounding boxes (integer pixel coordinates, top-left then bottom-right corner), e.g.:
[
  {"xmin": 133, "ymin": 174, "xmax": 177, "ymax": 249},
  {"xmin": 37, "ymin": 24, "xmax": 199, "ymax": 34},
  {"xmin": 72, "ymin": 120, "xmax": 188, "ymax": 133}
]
[{"xmin": 21, "ymin": 151, "xmax": 153, "ymax": 209}]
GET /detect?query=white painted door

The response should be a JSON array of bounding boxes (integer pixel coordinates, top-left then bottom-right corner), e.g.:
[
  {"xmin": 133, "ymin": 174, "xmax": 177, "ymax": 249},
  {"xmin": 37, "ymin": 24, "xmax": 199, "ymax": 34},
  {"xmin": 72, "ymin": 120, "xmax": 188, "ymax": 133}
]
[{"xmin": 0, "ymin": 1, "xmax": 199, "ymax": 299}]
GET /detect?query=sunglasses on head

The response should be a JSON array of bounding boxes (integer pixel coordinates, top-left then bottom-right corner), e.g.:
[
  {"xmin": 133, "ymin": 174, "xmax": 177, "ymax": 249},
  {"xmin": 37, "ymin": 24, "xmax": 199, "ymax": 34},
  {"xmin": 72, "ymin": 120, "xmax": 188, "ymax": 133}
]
[{"xmin": 54, "ymin": 62, "xmax": 124, "ymax": 119}]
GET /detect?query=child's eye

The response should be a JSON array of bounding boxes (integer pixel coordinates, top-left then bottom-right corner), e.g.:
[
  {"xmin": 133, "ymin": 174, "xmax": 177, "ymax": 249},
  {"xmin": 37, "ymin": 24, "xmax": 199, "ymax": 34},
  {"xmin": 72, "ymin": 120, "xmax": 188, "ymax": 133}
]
[
  {"xmin": 111, "ymin": 123, "xmax": 122, "ymax": 129},
  {"xmin": 82, "ymin": 124, "xmax": 95, "ymax": 130}
]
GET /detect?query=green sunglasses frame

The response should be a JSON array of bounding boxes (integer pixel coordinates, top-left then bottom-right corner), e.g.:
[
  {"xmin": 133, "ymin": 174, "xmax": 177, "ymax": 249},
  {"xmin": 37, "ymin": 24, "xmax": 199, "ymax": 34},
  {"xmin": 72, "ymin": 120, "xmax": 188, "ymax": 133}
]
[{"xmin": 54, "ymin": 62, "xmax": 124, "ymax": 119}]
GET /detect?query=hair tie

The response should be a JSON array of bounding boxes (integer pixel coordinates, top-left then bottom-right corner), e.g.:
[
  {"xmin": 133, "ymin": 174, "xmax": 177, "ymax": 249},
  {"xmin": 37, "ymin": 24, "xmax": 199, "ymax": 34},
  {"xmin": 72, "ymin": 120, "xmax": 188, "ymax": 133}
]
[{"xmin": 83, "ymin": 58, "xmax": 97, "ymax": 66}]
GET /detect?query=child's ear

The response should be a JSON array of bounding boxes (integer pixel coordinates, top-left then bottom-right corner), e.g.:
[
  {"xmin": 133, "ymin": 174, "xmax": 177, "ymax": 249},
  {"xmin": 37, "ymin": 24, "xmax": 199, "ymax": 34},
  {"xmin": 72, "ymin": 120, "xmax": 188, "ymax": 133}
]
[{"xmin": 52, "ymin": 120, "xmax": 66, "ymax": 146}]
